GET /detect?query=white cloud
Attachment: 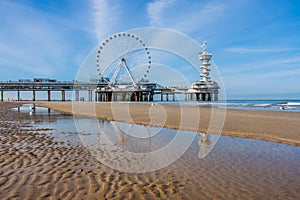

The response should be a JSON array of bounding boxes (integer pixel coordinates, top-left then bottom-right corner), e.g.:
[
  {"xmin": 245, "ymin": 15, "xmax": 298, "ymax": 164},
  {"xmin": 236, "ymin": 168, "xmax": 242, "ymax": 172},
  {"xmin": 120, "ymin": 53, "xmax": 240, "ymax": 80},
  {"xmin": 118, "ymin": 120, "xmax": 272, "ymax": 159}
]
[
  {"xmin": 174, "ymin": 3, "xmax": 227, "ymax": 33},
  {"xmin": 226, "ymin": 47, "xmax": 291, "ymax": 53},
  {"xmin": 225, "ymin": 54, "xmax": 300, "ymax": 72},
  {"xmin": 146, "ymin": 0, "xmax": 175, "ymax": 26},
  {"xmin": 90, "ymin": 0, "xmax": 120, "ymax": 42},
  {"xmin": 146, "ymin": 0, "xmax": 239, "ymax": 34},
  {"xmin": 268, "ymin": 57, "xmax": 300, "ymax": 65}
]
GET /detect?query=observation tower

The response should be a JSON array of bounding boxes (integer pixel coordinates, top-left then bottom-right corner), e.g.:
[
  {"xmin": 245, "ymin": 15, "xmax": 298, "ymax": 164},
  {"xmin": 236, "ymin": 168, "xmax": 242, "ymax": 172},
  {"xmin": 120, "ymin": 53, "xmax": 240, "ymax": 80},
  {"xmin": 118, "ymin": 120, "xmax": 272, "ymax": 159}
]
[{"xmin": 192, "ymin": 41, "xmax": 219, "ymax": 101}]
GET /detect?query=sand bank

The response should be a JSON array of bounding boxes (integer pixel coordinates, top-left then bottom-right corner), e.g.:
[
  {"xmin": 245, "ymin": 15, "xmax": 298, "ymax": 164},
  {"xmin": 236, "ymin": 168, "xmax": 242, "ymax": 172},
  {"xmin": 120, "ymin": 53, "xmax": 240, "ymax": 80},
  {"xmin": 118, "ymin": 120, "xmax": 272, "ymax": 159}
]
[{"xmin": 36, "ymin": 102, "xmax": 300, "ymax": 146}]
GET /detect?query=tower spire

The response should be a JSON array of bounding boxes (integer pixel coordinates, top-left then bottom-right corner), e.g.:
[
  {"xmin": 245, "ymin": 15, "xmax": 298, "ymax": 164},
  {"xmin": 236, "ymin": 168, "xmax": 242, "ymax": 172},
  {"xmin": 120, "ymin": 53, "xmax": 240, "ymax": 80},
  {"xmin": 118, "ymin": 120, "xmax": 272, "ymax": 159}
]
[{"xmin": 199, "ymin": 41, "xmax": 212, "ymax": 83}]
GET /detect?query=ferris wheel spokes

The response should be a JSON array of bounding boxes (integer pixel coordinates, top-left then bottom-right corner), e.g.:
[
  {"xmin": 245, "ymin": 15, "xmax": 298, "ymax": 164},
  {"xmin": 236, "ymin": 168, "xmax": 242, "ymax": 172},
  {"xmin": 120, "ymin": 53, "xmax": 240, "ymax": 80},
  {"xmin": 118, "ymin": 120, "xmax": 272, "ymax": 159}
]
[{"xmin": 110, "ymin": 58, "xmax": 137, "ymax": 88}]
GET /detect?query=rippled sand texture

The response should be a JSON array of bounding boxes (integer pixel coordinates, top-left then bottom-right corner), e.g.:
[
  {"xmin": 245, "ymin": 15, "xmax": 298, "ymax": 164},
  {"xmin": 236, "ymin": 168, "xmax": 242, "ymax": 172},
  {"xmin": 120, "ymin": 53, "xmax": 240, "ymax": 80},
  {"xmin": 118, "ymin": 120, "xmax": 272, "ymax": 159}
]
[
  {"xmin": 0, "ymin": 103, "xmax": 188, "ymax": 199},
  {"xmin": 172, "ymin": 137, "xmax": 300, "ymax": 199},
  {"xmin": 0, "ymin": 102, "xmax": 299, "ymax": 199}
]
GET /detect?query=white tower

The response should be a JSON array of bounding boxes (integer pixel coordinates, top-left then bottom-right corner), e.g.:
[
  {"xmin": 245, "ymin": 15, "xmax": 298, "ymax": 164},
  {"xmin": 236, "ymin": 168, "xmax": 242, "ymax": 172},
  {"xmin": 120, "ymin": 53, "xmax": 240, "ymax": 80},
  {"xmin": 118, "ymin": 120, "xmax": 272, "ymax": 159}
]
[
  {"xmin": 199, "ymin": 41, "xmax": 212, "ymax": 82},
  {"xmin": 191, "ymin": 41, "xmax": 219, "ymax": 101}
]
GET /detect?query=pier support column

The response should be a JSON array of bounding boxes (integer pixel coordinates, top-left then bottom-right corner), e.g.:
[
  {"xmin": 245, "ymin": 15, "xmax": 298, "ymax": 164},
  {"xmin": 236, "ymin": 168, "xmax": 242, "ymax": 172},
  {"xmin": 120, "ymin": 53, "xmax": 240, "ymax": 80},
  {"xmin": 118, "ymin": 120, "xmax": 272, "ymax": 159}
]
[
  {"xmin": 144, "ymin": 93, "xmax": 149, "ymax": 101},
  {"xmin": 32, "ymin": 90, "xmax": 36, "ymax": 101},
  {"xmin": 201, "ymin": 93, "xmax": 206, "ymax": 101},
  {"xmin": 139, "ymin": 92, "xmax": 143, "ymax": 102},
  {"xmin": 161, "ymin": 93, "xmax": 163, "ymax": 101},
  {"xmin": 150, "ymin": 92, "xmax": 153, "ymax": 101},
  {"xmin": 207, "ymin": 93, "xmax": 211, "ymax": 101},
  {"xmin": 88, "ymin": 90, "xmax": 92, "ymax": 102},
  {"xmin": 172, "ymin": 93, "xmax": 175, "ymax": 101},
  {"xmin": 17, "ymin": 90, "xmax": 20, "ymax": 101},
  {"xmin": 0, "ymin": 90, "xmax": 3, "ymax": 101},
  {"xmin": 113, "ymin": 93, "xmax": 117, "ymax": 101},
  {"xmin": 47, "ymin": 90, "xmax": 51, "ymax": 101},
  {"xmin": 108, "ymin": 92, "xmax": 112, "ymax": 101},
  {"xmin": 61, "ymin": 90, "xmax": 65, "ymax": 102},
  {"xmin": 135, "ymin": 92, "xmax": 139, "ymax": 102},
  {"xmin": 196, "ymin": 93, "xmax": 200, "ymax": 101},
  {"xmin": 75, "ymin": 90, "xmax": 79, "ymax": 101},
  {"xmin": 214, "ymin": 93, "xmax": 218, "ymax": 101},
  {"xmin": 122, "ymin": 92, "xmax": 126, "ymax": 101},
  {"xmin": 190, "ymin": 93, "xmax": 194, "ymax": 101},
  {"xmin": 166, "ymin": 94, "xmax": 169, "ymax": 101}
]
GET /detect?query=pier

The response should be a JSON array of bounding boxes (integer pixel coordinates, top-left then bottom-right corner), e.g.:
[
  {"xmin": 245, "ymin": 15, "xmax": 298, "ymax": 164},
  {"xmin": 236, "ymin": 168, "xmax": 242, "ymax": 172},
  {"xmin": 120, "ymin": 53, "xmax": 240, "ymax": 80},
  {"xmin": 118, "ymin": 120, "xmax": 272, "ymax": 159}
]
[
  {"xmin": 0, "ymin": 79, "xmax": 99, "ymax": 101},
  {"xmin": 0, "ymin": 81, "xmax": 218, "ymax": 102},
  {"xmin": 0, "ymin": 41, "xmax": 219, "ymax": 102}
]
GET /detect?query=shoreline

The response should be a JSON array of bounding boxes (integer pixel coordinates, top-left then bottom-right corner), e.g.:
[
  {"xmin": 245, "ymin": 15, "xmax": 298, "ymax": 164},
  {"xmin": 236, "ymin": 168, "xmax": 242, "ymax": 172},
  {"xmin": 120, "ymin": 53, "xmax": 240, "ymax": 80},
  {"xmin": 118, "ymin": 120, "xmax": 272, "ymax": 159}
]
[{"xmin": 30, "ymin": 101, "xmax": 300, "ymax": 146}]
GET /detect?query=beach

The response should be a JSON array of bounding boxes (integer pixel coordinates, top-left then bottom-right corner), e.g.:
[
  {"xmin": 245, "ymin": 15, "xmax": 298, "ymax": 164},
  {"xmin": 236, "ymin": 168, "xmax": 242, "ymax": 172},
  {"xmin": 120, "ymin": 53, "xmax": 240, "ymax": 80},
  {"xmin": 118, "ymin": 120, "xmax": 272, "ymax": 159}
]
[
  {"xmin": 0, "ymin": 101, "xmax": 300, "ymax": 199},
  {"xmin": 0, "ymin": 102, "xmax": 189, "ymax": 199},
  {"xmin": 38, "ymin": 101, "xmax": 300, "ymax": 146}
]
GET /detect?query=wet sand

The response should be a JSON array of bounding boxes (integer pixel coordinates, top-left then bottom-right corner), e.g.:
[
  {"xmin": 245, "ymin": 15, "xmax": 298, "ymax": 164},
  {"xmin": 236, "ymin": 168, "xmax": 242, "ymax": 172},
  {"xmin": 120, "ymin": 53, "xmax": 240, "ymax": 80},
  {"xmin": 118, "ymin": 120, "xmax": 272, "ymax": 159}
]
[
  {"xmin": 0, "ymin": 102, "xmax": 186, "ymax": 199},
  {"xmin": 0, "ymin": 102, "xmax": 299, "ymax": 199},
  {"xmin": 37, "ymin": 101, "xmax": 300, "ymax": 146}
]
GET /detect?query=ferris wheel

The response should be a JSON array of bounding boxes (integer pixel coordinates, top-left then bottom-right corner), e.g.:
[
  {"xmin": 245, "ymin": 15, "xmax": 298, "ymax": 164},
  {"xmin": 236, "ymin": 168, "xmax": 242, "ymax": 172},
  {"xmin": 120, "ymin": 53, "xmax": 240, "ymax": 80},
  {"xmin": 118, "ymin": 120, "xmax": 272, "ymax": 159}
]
[{"xmin": 96, "ymin": 32, "xmax": 151, "ymax": 87}]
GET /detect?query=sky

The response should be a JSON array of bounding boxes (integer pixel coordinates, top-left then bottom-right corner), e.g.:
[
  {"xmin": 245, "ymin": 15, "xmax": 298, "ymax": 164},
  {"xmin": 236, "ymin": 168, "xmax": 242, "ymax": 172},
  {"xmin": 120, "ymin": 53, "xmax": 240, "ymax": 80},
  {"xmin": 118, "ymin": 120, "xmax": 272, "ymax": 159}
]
[{"xmin": 0, "ymin": 0, "xmax": 300, "ymax": 99}]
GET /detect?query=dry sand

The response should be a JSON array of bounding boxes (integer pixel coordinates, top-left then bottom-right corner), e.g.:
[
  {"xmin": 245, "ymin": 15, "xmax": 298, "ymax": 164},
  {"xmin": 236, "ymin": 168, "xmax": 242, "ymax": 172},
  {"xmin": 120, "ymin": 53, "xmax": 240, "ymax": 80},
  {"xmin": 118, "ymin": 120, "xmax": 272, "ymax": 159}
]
[{"xmin": 37, "ymin": 101, "xmax": 300, "ymax": 146}]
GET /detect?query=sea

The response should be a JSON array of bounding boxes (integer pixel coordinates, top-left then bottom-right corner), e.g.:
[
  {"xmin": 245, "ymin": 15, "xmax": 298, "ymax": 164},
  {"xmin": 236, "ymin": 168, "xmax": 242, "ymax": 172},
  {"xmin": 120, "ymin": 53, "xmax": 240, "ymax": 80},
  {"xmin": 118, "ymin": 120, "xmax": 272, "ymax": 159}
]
[{"xmin": 145, "ymin": 99, "xmax": 300, "ymax": 112}]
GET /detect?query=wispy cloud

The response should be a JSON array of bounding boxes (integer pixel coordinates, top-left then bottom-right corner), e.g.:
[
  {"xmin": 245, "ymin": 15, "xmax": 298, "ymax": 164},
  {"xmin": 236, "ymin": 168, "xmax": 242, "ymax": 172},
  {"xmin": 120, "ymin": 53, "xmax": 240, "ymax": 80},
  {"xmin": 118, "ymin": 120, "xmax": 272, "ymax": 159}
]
[
  {"xmin": 90, "ymin": 0, "xmax": 120, "ymax": 42},
  {"xmin": 268, "ymin": 57, "xmax": 300, "ymax": 64},
  {"xmin": 226, "ymin": 47, "xmax": 291, "ymax": 53},
  {"xmin": 146, "ymin": 0, "xmax": 238, "ymax": 34},
  {"xmin": 146, "ymin": 0, "xmax": 175, "ymax": 26}
]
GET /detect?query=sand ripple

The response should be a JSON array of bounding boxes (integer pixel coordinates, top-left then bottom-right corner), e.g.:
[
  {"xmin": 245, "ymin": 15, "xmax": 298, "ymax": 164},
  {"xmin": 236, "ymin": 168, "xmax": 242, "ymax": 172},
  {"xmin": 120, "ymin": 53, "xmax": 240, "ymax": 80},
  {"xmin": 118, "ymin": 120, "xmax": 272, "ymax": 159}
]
[
  {"xmin": 1, "ymin": 102, "xmax": 299, "ymax": 199},
  {"xmin": 0, "ymin": 102, "xmax": 186, "ymax": 199}
]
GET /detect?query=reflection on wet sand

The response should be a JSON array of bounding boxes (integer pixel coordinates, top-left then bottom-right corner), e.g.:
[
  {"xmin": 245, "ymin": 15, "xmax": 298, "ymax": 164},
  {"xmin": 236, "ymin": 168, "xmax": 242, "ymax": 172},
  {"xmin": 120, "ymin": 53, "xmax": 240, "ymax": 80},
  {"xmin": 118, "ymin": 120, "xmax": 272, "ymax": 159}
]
[
  {"xmin": 198, "ymin": 133, "xmax": 220, "ymax": 159},
  {"xmin": 82, "ymin": 121, "xmax": 156, "ymax": 173},
  {"xmin": 5, "ymin": 103, "xmax": 299, "ymax": 199},
  {"xmin": 75, "ymin": 119, "xmax": 197, "ymax": 173},
  {"xmin": 198, "ymin": 133, "xmax": 212, "ymax": 158}
]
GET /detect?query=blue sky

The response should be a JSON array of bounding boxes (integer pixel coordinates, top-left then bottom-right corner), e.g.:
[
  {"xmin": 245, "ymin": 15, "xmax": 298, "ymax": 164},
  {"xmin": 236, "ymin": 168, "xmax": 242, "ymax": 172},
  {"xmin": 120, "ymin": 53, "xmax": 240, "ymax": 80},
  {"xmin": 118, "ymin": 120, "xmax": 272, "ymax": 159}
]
[{"xmin": 0, "ymin": 0, "xmax": 300, "ymax": 99}]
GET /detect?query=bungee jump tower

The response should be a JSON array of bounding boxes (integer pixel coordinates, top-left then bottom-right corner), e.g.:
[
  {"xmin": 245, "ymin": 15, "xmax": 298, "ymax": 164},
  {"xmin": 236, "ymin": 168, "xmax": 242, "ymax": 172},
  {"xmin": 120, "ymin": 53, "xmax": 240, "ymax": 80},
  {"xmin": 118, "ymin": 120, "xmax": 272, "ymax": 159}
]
[{"xmin": 191, "ymin": 41, "xmax": 220, "ymax": 101}]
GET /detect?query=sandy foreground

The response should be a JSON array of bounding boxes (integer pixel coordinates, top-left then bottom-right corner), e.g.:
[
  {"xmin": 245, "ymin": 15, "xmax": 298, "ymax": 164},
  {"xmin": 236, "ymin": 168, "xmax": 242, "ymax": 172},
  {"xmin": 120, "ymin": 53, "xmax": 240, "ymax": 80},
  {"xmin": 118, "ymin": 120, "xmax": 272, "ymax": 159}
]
[
  {"xmin": 0, "ymin": 102, "xmax": 187, "ymax": 199},
  {"xmin": 0, "ymin": 101, "xmax": 299, "ymax": 199},
  {"xmin": 37, "ymin": 101, "xmax": 300, "ymax": 146}
]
